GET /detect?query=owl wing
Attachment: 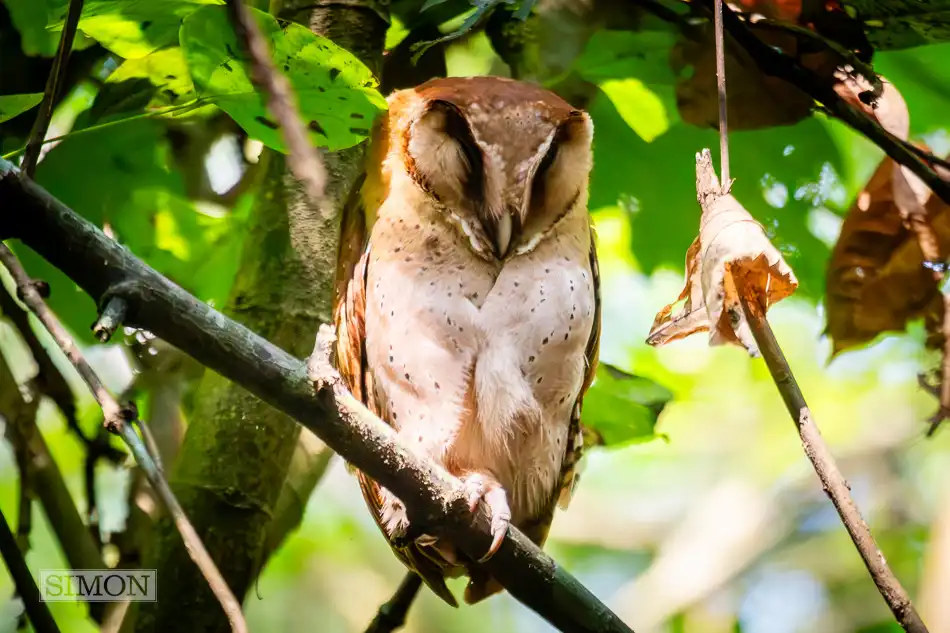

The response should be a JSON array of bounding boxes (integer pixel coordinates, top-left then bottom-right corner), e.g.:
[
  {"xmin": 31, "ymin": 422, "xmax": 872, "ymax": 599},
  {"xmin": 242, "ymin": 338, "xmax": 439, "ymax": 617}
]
[
  {"xmin": 520, "ymin": 223, "xmax": 601, "ymax": 549},
  {"xmin": 333, "ymin": 187, "xmax": 460, "ymax": 608}
]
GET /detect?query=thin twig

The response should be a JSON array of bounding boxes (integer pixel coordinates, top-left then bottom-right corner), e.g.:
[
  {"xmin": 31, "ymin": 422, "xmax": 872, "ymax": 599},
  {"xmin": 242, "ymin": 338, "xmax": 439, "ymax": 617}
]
[
  {"xmin": 930, "ymin": 294, "xmax": 950, "ymax": 436},
  {"xmin": 0, "ymin": 506, "xmax": 61, "ymax": 633},
  {"xmin": 0, "ymin": 243, "xmax": 248, "ymax": 633},
  {"xmin": 736, "ymin": 280, "xmax": 930, "ymax": 633},
  {"xmin": 224, "ymin": 0, "xmax": 327, "ymax": 207},
  {"xmin": 21, "ymin": 0, "xmax": 85, "ymax": 177},
  {"xmin": 364, "ymin": 573, "xmax": 423, "ymax": 633},
  {"xmin": 713, "ymin": 0, "xmax": 729, "ymax": 186},
  {"xmin": 700, "ymin": 0, "xmax": 950, "ymax": 206}
]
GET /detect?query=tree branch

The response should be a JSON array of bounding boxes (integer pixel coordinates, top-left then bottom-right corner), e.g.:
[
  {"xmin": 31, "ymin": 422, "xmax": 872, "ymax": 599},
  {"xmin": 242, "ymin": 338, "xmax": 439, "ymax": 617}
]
[
  {"xmin": 0, "ymin": 504, "xmax": 60, "ymax": 633},
  {"xmin": 0, "ymin": 239, "xmax": 248, "ymax": 633},
  {"xmin": 697, "ymin": 0, "xmax": 950, "ymax": 205},
  {"xmin": 0, "ymin": 157, "xmax": 636, "ymax": 633},
  {"xmin": 363, "ymin": 572, "xmax": 422, "ymax": 633}
]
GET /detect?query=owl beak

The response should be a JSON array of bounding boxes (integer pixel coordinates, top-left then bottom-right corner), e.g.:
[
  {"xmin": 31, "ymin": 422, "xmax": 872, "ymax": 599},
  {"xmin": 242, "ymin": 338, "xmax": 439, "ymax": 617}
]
[{"xmin": 494, "ymin": 213, "xmax": 513, "ymax": 258}]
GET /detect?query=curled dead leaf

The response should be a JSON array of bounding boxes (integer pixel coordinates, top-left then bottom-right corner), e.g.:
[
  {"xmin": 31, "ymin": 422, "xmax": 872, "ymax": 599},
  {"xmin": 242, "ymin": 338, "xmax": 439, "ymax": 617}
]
[
  {"xmin": 826, "ymin": 149, "xmax": 950, "ymax": 354},
  {"xmin": 647, "ymin": 149, "xmax": 799, "ymax": 355}
]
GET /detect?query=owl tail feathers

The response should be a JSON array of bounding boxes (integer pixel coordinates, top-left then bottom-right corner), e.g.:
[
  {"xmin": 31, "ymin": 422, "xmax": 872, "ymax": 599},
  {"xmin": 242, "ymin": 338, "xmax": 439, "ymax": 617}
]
[
  {"xmin": 403, "ymin": 547, "xmax": 459, "ymax": 607},
  {"xmin": 463, "ymin": 569, "xmax": 504, "ymax": 604}
]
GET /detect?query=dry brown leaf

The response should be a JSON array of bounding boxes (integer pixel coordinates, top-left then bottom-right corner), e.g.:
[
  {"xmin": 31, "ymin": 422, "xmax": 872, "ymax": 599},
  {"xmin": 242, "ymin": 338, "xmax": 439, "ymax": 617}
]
[
  {"xmin": 672, "ymin": 18, "xmax": 845, "ymax": 131},
  {"xmin": 673, "ymin": 24, "xmax": 813, "ymax": 130},
  {"xmin": 835, "ymin": 74, "xmax": 936, "ymax": 250},
  {"xmin": 825, "ymin": 149, "xmax": 950, "ymax": 354},
  {"xmin": 648, "ymin": 149, "xmax": 799, "ymax": 355}
]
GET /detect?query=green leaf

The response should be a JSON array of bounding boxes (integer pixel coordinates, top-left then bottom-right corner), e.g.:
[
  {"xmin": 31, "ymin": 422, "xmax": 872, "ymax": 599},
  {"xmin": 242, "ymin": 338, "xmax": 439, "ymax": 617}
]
[
  {"xmin": 598, "ymin": 79, "xmax": 673, "ymax": 143},
  {"xmin": 582, "ymin": 363, "xmax": 672, "ymax": 446},
  {"xmin": 49, "ymin": 0, "xmax": 223, "ymax": 59},
  {"xmin": 4, "ymin": 0, "xmax": 61, "ymax": 56},
  {"xmin": 179, "ymin": 5, "xmax": 386, "ymax": 152},
  {"xmin": 107, "ymin": 47, "xmax": 198, "ymax": 108},
  {"xmin": 0, "ymin": 93, "xmax": 44, "ymax": 123},
  {"xmin": 574, "ymin": 30, "xmax": 678, "ymax": 85}
]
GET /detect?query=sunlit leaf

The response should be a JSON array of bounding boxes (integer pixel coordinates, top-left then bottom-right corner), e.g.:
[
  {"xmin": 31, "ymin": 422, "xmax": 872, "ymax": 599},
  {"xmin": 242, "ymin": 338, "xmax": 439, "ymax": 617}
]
[
  {"xmin": 0, "ymin": 93, "xmax": 44, "ymax": 123},
  {"xmin": 107, "ymin": 47, "xmax": 197, "ymax": 107},
  {"xmin": 599, "ymin": 79, "xmax": 672, "ymax": 143},
  {"xmin": 49, "ymin": 0, "xmax": 223, "ymax": 59},
  {"xmin": 582, "ymin": 363, "xmax": 672, "ymax": 446},
  {"xmin": 179, "ymin": 5, "xmax": 386, "ymax": 152}
]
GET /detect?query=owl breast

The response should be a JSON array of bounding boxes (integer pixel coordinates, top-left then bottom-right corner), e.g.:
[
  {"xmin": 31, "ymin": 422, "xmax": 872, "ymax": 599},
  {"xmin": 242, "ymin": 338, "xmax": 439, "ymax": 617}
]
[{"xmin": 363, "ymin": 200, "xmax": 595, "ymax": 526}]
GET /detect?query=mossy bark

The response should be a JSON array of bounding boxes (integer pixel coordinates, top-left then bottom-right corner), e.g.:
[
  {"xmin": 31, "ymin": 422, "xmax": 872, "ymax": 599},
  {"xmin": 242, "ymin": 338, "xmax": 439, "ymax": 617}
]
[{"xmin": 130, "ymin": 4, "xmax": 387, "ymax": 632}]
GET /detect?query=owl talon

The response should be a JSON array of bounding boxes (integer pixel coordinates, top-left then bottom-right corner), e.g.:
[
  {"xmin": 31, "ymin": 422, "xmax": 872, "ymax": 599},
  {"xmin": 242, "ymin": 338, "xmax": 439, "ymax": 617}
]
[{"xmin": 460, "ymin": 474, "xmax": 510, "ymax": 562}]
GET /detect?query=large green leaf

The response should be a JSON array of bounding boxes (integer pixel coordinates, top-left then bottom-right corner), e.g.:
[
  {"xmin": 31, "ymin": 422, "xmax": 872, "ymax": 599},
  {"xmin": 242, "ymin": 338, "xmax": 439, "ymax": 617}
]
[
  {"xmin": 105, "ymin": 47, "xmax": 202, "ymax": 112},
  {"xmin": 574, "ymin": 29, "xmax": 679, "ymax": 143},
  {"xmin": 179, "ymin": 5, "xmax": 386, "ymax": 152},
  {"xmin": 582, "ymin": 363, "xmax": 672, "ymax": 446},
  {"xmin": 48, "ymin": 0, "xmax": 223, "ymax": 59},
  {"xmin": 0, "ymin": 93, "xmax": 43, "ymax": 123}
]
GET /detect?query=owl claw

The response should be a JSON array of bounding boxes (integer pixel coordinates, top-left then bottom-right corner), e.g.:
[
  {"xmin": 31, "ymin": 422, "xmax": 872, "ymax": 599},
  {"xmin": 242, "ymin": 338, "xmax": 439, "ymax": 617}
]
[{"xmin": 460, "ymin": 474, "xmax": 511, "ymax": 563}]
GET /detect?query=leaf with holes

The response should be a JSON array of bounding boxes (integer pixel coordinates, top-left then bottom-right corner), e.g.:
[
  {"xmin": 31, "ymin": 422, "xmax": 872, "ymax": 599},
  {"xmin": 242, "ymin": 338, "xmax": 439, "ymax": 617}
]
[
  {"xmin": 49, "ymin": 0, "xmax": 222, "ymax": 59},
  {"xmin": 582, "ymin": 364, "xmax": 672, "ymax": 447},
  {"xmin": 180, "ymin": 5, "xmax": 386, "ymax": 152}
]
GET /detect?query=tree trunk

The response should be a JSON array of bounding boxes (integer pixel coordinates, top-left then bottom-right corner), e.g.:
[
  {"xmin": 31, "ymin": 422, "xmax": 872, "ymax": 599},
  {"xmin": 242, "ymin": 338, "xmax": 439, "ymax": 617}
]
[{"xmin": 130, "ymin": 3, "xmax": 387, "ymax": 631}]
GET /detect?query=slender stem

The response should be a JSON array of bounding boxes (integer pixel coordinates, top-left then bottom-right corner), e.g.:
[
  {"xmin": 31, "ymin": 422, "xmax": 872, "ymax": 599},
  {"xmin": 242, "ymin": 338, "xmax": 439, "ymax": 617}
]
[
  {"xmin": 0, "ymin": 506, "xmax": 61, "ymax": 633},
  {"xmin": 713, "ymin": 0, "xmax": 729, "ymax": 185},
  {"xmin": 224, "ymin": 0, "xmax": 326, "ymax": 207},
  {"xmin": 21, "ymin": 0, "xmax": 85, "ymax": 177},
  {"xmin": 364, "ymin": 573, "xmax": 423, "ymax": 633},
  {"xmin": 2, "ymin": 100, "xmax": 206, "ymax": 162},
  {"xmin": 0, "ymin": 243, "xmax": 248, "ymax": 633},
  {"xmin": 737, "ymin": 284, "xmax": 929, "ymax": 633}
]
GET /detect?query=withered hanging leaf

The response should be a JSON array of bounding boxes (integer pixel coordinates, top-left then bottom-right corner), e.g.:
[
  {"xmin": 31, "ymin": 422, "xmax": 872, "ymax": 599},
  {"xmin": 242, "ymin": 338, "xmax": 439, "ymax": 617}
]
[
  {"xmin": 647, "ymin": 149, "xmax": 799, "ymax": 355},
  {"xmin": 826, "ymin": 76, "xmax": 950, "ymax": 354},
  {"xmin": 672, "ymin": 21, "xmax": 839, "ymax": 131},
  {"xmin": 825, "ymin": 149, "xmax": 950, "ymax": 354}
]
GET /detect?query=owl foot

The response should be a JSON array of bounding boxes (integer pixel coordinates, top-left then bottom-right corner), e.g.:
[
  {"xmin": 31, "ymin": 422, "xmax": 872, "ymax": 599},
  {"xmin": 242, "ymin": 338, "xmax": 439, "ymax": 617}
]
[{"xmin": 460, "ymin": 473, "xmax": 511, "ymax": 563}]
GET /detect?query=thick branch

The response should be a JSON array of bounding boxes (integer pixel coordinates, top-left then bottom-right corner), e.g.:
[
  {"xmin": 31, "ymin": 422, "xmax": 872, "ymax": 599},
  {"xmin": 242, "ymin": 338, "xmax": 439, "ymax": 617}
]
[{"xmin": 0, "ymin": 158, "xmax": 635, "ymax": 633}]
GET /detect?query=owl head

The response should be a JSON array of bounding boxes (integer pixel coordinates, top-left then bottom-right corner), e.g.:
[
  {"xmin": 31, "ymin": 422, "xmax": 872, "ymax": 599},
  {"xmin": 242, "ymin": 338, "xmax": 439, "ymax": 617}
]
[{"xmin": 365, "ymin": 76, "xmax": 594, "ymax": 259}]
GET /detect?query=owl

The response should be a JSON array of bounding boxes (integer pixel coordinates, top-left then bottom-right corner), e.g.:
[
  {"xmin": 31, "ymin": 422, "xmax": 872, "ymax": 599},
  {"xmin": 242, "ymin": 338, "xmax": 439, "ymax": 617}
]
[{"xmin": 333, "ymin": 76, "xmax": 601, "ymax": 606}]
